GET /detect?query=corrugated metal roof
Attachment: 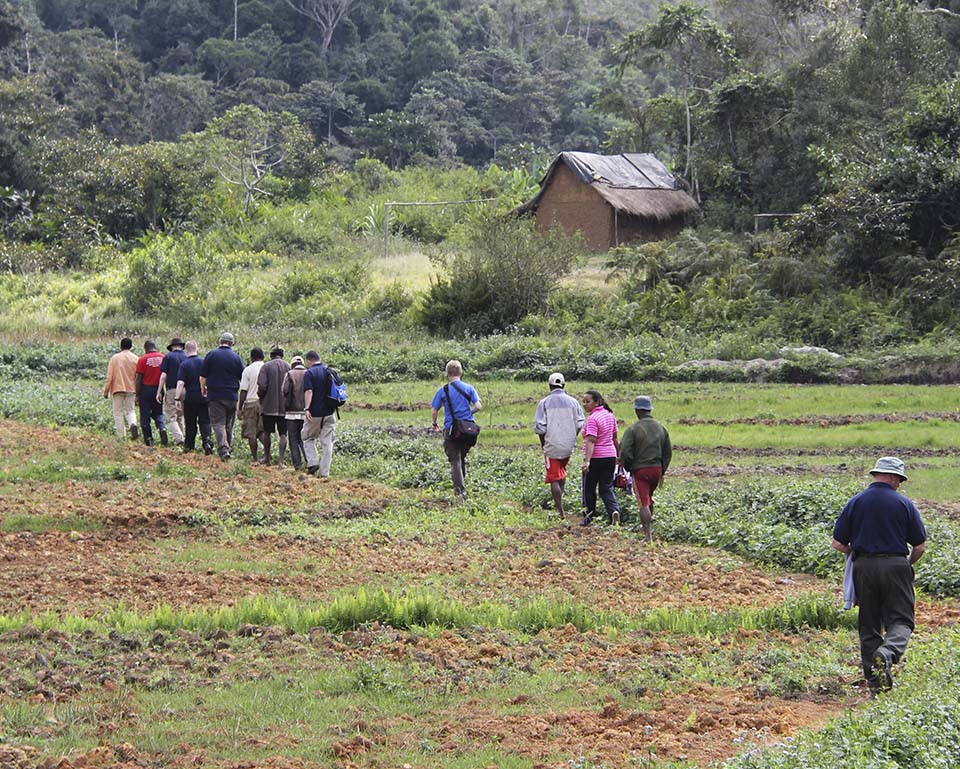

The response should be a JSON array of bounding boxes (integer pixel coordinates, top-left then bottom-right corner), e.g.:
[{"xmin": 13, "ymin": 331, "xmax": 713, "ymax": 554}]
[
  {"xmin": 516, "ymin": 152, "xmax": 699, "ymax": 221},
  {"xmin": 556, "ymin": 152, "xmax": 682, "ymax": 190}
]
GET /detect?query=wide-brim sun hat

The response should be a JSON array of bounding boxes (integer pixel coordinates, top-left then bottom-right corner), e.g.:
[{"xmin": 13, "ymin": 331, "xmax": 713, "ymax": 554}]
[
  {"xmin": 869, "ymin": 456, "xmax": 907, "ymax": 481},
  {"xmin": 633, "ymin": 395, "xmax": 653, "ymax": 411},
  {"xmin": 167, "ymin": 337, "xmax": 184, "ymax": 350}
]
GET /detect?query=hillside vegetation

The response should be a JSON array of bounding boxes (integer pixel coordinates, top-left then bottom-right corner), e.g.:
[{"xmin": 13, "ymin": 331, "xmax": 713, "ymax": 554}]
[{"xmin": 3, "ymin": 0, "xmax": 960, "ymax": 376}]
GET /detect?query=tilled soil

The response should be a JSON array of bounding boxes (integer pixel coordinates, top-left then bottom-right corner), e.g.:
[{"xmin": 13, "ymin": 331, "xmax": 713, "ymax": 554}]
[
  {"xmin": 1, "ymin": 526, "xmax": 833, "ymax": 618},
  {"xmin": 1, "ymin": 419, "xmax": 957, "ymax": 769},
  {"xmin": 0, "ymin": 622, "xmax": 862, "ymax": 769}
]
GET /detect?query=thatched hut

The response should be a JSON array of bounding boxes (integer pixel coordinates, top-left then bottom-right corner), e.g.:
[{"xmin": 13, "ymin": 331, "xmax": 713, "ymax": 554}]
[{"xmin": 517, "ymin": 152, "xmax": 699, "ymax": 250}]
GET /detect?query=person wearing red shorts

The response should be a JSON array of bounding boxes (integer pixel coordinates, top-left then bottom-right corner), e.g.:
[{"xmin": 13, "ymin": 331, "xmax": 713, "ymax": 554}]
[
  {"xmin": 534, "ymin": 373, "xmax": 585, "ymax": 517},
  {"xmin": 619, "ymin": 395, "xmax": 672, "ymax": 542}
]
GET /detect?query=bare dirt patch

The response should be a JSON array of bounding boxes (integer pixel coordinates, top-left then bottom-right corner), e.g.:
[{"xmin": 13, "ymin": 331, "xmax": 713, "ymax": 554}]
[
  {"xmin": 0, "ymin": 525, "xmax": 832, "ymax": 618},
  {"xmin": 1, "ymin": 622, "xmax": 862, "ymax": 769}
]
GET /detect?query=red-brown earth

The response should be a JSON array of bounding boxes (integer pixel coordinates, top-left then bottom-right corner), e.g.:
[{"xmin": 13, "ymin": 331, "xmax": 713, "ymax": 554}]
[{"xmin": 1, "ymin": 419, "xmax": 957, "ymax": 769}]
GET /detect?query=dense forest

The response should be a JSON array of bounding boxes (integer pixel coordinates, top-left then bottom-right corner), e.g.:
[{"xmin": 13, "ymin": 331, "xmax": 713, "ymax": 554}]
[{"xmin": 3, "ymin": 0, "xmax": 960, "ymax": 374}]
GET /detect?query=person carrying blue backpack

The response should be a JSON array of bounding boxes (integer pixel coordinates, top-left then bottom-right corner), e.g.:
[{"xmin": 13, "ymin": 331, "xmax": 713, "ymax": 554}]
[
  {"xmin": 430, "ymin": 359, "xmax": 482, "ymax": 500},
  {"xmin": 302, "ymin": 350, "xmax": 346, "ymax": 477}
]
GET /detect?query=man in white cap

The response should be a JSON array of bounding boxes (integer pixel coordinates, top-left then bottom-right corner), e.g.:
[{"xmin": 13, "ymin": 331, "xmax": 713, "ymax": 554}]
[
  {"xmin": 619, "ymin": 395, "xmax": 671, "ymax": 542},
  {"xmin": 533, "ymin": 372, "xmax": 585, "ymax": 517},
  {"xmin": 832, "ymin": 457, "xmax": 927, "ymax": 693}
]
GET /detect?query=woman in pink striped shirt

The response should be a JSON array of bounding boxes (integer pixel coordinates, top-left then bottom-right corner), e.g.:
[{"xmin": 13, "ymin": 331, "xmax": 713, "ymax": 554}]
[{"xmin": 580, "ymin": 390, "xmax": 622, "ymax": 526}]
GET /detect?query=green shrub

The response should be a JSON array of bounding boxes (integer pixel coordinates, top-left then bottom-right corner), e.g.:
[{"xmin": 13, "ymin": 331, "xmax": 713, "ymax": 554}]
[
  {"xmin": 419, "ymin": 216, "xmax": 582, "ymax": 334},
  {"xmin": 363, "ymin": 282, "xmax": 415, "ymax": 321},
  {"xmin": 352, "ymin": 158, "xmax": 400, "ymax": 193},
  {"xmin": 247, "ymin": 205, "xmax": 336, "ymax": 257}
]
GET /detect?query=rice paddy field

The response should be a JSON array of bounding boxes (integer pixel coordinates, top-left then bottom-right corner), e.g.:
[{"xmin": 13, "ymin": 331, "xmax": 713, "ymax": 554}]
[{"xmin": 1, "ymin": 375, "xmax": 959, "ymax": 769}]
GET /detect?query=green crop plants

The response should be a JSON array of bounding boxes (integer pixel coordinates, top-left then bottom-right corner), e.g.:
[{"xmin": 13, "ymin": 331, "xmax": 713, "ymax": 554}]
[
  {"xmin": 655, "ymin": 479, "xmax": 960, "ymax": 596},
  {"xmin": 724, "ymin": 626, "xmax": 960, "ymax": 769},
  {"xmin": 0, "ymin": 381, "xmax": 111, "ymax": 431}
]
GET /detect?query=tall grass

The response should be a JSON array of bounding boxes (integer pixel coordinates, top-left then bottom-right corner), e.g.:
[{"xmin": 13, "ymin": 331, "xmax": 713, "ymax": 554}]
[{"xmin": 0, "ymin": 590, "xmax": 855, "ymax": 637}]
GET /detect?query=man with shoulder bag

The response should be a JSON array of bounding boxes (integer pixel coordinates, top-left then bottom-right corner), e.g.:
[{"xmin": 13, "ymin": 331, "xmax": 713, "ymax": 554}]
[{"xmin": 430, "ymin": 359, "xmax": 482, "ymax": 500}]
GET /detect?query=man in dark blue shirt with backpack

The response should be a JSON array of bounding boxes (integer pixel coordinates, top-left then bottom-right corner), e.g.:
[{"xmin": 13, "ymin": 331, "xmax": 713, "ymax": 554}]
[
  {"xmin": 832, "ymin": 456, "xmax": 927, "ymax": 694},
  {"xmin": 301, "ymin": 350, "xmax": 345, "ymax": 477}
]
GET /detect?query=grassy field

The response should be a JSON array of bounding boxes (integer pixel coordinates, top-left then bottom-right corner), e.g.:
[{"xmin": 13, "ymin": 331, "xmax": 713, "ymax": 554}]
[{"xmin": 1, "ymin": 375, "xmax": 959, "ymax": 768}]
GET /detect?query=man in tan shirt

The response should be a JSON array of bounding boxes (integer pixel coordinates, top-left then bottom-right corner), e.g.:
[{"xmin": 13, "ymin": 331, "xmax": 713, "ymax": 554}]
[{"xmin": 103, "ymin": 337, "xmax": 139, "ymax": 440}]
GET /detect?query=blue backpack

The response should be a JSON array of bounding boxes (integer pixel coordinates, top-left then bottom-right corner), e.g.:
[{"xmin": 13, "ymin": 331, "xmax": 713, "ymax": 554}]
[{"xmin": 324, "ymin": 366, "xmax": 347, "ymax": 412}]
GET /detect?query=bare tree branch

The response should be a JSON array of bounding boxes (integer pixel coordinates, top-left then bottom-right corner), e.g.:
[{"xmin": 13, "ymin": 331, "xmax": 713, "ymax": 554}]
[{"xmin": 282, "ymin": 0, "xmax": 356, "ymax": 55}]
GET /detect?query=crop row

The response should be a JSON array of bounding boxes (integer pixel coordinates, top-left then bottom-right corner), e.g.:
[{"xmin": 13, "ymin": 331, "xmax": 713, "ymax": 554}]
[
  {"xmin": 0, "ymin": 589, "xmax": 854, "ymax": 637},
  {"xmin": 655, "ymin": 480, "xmax": 960, "ymax": 597}
]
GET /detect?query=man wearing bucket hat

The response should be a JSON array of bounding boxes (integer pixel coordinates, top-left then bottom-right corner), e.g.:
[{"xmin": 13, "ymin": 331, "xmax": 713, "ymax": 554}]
[
  {"xmin": 832, "ymin": 457, "xmax": 927, "ymax": 693},
  {"xmin": 533, "ymin": 372, "xmax": 585, "ymax": 517},
  {"xmin": 156, "ymin": 337, "xmax": 186, "ymax": 446},
  {"xmin": 618, "ymin": 395, "xmax": 671, "ymax": 543}
]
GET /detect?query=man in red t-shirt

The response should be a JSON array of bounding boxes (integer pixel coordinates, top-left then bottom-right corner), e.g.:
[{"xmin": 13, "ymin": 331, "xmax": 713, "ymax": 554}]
[{"xmin": 135, "ymin": 339, "xmax": 167, "ymax": 446}]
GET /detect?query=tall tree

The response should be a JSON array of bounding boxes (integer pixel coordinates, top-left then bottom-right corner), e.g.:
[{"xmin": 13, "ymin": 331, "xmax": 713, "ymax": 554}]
[
  {"xmin": 192, "ymin": 104, "xmax": 314, "ymax": 213},
  {"xmin": 296, "ymin": 79, "xmax": 362, "ymax": 144},
  {"xmin": 616, "ymin": 2, "xmax": 737, "ymax": 192},
  {"xmin": 282, "ymin": 0, "xmax": 355, "ymax": 56}
]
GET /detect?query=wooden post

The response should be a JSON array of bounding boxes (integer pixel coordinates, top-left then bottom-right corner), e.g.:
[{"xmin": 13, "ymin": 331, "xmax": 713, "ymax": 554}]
[{"xmin": 383, "ymin": 203, "xmax": 390, "ymax": 260}]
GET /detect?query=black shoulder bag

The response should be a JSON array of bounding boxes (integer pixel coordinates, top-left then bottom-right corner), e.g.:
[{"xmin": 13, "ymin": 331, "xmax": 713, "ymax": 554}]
[{"xmin": 443, "ymin": 383, "xmax": 481, "ymax": 447}]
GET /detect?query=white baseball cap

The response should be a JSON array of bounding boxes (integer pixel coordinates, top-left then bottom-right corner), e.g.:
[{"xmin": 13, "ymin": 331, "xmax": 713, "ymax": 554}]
[{"xmin": 548, "ymin": 372, "xmax": 565, "ymax": 388}]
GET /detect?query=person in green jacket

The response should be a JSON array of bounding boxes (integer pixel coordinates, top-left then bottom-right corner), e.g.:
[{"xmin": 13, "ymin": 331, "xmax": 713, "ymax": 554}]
[{"xmin": 619, "ymin": 395, "xmax": 672, "ymax": 542}]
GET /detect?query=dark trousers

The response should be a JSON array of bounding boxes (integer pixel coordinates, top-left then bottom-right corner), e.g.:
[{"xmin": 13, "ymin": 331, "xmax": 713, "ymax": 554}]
[
  {"xmin": 583, "ymin": 456, "xmax": 620, "ymax": 521},
  {"xmin": 286, "ymin": 418, "xmax": 305, "ymax": 469},
  {"xmin": 854, "ymin": 555, "xmax": 916, "ymax": 678},
  {"xmin": 183, "ymin": 400, "xmax": 212, "ymax": 452},
  {"xmin": 443, "ymin": 434, "xmax": 471, "ymax": 497},
  {"xmin": 138, "ymin": 385, "xmax": 165, "ymax": 444}
]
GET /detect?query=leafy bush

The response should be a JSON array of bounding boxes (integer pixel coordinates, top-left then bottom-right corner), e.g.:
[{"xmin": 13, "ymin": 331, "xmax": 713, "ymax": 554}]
[
  {"xmin": 247, "ymin": 205, "xmax": 336, "ymax": 257},
  {"xmin": 363, "ymin": 282, "xmax": 415, "ymax": 322},
  {"xmin": 0, "ymin": 240, "xmax": 64, "ymax": 273},
  {"xmin": 351, "ymin": 158, "xmax": 400, "ymax": 193},
  {"xmin": 419, "ymin": 216, "xmax": 582, "ymax": 334}
]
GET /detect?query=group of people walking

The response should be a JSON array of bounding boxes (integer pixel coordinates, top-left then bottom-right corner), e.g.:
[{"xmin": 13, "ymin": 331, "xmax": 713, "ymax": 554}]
[
  {"xmin": 428, "ymin": 362, "xmax": 930, "ymax": 697},
  {"xmin": 428, "ymin": 362, "xmax": 672, "ymax": 541},
  {"xmin": 105, "ymin": 343, "xmax": 932, "ymax": 695},
  {"xmin": 104, "ymin": 334, "xmax": 338, "ymax": 474},
  {"xmin": 531, "ymin": 372, "xmax": 671, "ymax": 540}
]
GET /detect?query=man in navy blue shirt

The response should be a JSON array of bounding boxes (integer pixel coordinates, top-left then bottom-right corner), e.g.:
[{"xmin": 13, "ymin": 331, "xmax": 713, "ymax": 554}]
[
  {"xmin": 301, "ymin": 351, "xmax": 336, "ymax": 476},
  {"xmin": 175, "ymin": 340, "xmax": 213, "ymax": 455},
  {"xmin": 157, "ymin": 337, "xmax": 186, "ymax": 446},
  {"xmin": 200, "ymin": 332, "xmax": 244, "ymax": 460},
  {"xmin": 832, "ymin": 456, "xmax": 927, "ymax": 693}
]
